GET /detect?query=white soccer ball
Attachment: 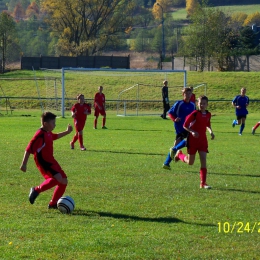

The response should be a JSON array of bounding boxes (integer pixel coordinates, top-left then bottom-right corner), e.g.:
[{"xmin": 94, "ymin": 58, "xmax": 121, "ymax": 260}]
[{"xmin": 57, "ymin": 196, "xmax": 75, "ymax": 214}]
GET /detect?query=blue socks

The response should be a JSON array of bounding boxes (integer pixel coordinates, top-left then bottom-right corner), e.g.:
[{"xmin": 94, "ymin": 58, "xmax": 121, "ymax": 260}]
[
  {"xmin": 164, "ymin": 140, "xmax": 187, "ymax": 166},
  {"xmin": 240, "ymin": 123, "xmax": 245, "ymax": 134},
  {"xmin": 173, "ymin": 139, "xmax": 186, "ymax": 152}
]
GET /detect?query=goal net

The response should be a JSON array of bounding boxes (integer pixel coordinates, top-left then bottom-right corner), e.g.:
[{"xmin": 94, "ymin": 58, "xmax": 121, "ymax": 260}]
[
  {"xmin": 59, "ymin": 68, "xmax": 187, "ymax": 117},
  {"xmin": 40, "ymin": 68, "xmax": 209, "ymax": 117}
]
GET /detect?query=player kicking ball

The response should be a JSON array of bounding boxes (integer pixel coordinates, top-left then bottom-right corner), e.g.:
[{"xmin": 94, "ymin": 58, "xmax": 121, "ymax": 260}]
[
  {"xmin": 174, "ymin": 95, "xmax": 215, "ymax": 189},
  {"xmin": 20, "ymin": 112, "xmax": 73, "ymax": 208}
]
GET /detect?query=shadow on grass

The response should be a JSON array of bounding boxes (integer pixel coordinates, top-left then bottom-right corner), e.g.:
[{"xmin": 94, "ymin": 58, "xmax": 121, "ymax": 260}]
[
  {"xmin": 211, "ymin": 172, "xmax": 260, "ymax": 178},
  {"xmin": 214, "ymin": 187, "xmax": 260, "ymax": 194},
  {"xmin": 111, "ymin": 128, "xmax": 164, "ymax": 132},
  {"xmin": 73, "ymin": 210, "xmax": 216, "ymax": 227},
  {"xmin": 87, "ymin": 149, "xmax": 163, "ymax": 156}
]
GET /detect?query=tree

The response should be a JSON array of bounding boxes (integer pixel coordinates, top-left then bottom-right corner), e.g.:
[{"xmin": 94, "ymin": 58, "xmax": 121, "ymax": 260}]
[
  {"xmin": 179, "ymin": 1, "xmax": 230, "ymax": 71},
  {"xmin": 186, "ymin": 0, "xmax": 199, "ymax": 18},
  {"xmin": 0, "ymin": 12, "xmax": 17, "ymax": 72},
  {"xmin": 243, "ymin": 11, "xmax": 260, "ymax": 26},
  {"xmin": 41, "ymin": 0, "xmax": 137, "ymax": 56},
  {"xmin": 26, "ymin": 2, "xmax": 40, "ymax": 18},
  {"xmin": 13, "ymin": 2, "xmax": 25, "ymax": 20}
]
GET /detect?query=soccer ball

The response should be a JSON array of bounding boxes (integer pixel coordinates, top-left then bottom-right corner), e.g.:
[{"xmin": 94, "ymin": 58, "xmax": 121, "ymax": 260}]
[{"xmin": 57, "ymin": 196, "xmax": 75, "ymax": 214}]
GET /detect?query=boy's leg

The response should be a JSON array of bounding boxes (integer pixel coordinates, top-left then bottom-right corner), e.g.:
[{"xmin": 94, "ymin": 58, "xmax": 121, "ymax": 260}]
[
  {"xmin": 94, "ymin": 117, "xmax": 98, "ymax": 128},
  {"xmin": 252, "ymin": 121, "xmax": 260, "ymax": 134},
  {"xmin": 102, "ymin": 116, "xmax": 106, "ymax": 127},
  {"xmin": 198, "ymin": 151, "xmax": 211, "ymax": 188},
  {"xmin": 170, "ymin": 139, "xmax": 187, "ymax": 159},
  {"xmin": 239, "ymin": 118, "xmax": 246, "ymax": 135},
  {"xmin": 49, "ymin": 182, "xmax": 67, "ymax": 206},
  {"xmin": 30, "ymin": 178, "xmax": 58, "ymax": 204}
]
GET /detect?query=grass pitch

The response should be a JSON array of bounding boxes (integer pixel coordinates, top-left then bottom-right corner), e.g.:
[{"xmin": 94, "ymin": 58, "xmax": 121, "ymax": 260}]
[{"xmin": 1, "ymin": 110, "xmax": 260, "ymax": 259}]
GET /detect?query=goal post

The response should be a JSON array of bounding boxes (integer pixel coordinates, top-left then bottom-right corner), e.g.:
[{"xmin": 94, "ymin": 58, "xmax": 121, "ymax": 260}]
[{"xmin": 61, "ymin": 68, "xmax": 187, "ymax": 117}]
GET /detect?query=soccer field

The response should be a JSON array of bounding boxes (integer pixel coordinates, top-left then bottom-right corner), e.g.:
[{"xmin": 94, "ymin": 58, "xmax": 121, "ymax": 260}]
[{"xmin": 1, "ymin": 111, "xmax": 260, "ymax": 259}]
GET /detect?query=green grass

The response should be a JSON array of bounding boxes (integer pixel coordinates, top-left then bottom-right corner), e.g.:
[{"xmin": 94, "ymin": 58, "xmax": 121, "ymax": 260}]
[
  {"xmin": 1, "ymin": 110, "xmax": 260, "ymax": 259},
  {"xmin": 172, "ymin": 4, "xmax": 260, "ymax": 20}
]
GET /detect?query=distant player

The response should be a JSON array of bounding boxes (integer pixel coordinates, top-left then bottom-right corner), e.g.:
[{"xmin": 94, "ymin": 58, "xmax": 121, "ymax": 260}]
[
  {"xmin": 190, "ymin": 86, "xmax": 196, "ymax": 103},
  {"xmin": 161, "ymin": 80, "xmax": 170, "ymax": 119},
  {"xmin": 232, "ymin": 87, "xmax": 249, "ymax": 135},
  {"xmin": 174, "ymin": 95, "xmax": 215, "ymax": 189},
  {"xmin": 70, "ymin": 94, "xmax": 91, "ymax": 151},
  {"xmin": 94, "ymin": 86, "xmax": 107, "ymax": 129},
  {"xmin": 162, "ymin": 87, "xmax": 196, "ymax": 170},
  {"xmin": 20, "ymin": 112, "xmax": 73, "ymax": 209}
]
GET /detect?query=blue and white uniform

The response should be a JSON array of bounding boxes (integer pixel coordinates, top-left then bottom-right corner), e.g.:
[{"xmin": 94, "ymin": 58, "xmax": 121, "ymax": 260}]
[{"xmin": 232, "ymin": 95, "xmax": 249, "ymax": 116}]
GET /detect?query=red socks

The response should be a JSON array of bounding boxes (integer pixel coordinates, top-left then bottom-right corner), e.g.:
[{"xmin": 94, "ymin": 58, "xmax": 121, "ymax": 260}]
[
  {"xmin": 35, "ymin": 178, "xmax": 58, "ymax": 193},
  {"xmin": 71, "ymin": 134, "xmax": 78, "ymax": 144},
  {"xmin": 200, "ymin": 168, "xmax": 207, "ymax": 185},
  {"xmin": 102, "ymin": 117, "xmax": 106, "ymax": 127},
  {"xmin": 50, "ymin": 183, "xmax": 67, "ymax": 205},
  {"xmin": 94, "ymin": 119, "xmax": 97, "ymax": 128},
  {"xmin": 78, "ymin": 134, "xmax": 83, "ymax": 147},
  {"xmin": 253, "ymin": 122, "xmax": 260, "ymax": 130}
]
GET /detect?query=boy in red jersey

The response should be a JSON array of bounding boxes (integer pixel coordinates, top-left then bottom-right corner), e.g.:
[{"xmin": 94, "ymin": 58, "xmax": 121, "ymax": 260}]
[
  {"xmin": 70, "ymin": 94, "xmax": 91, "ymax": 151},
  {"xmin": 174, "ymin": 96, "xmax": 215, "ymax": 189},
  {"xmin": 93, "ymin": 86, "xmax": 106, "ymax": 129},
  {"xmin": 190, "ymin": 86, "xmax": 196, "ymax": 103},
  {"xmin": 20, "ymin": 112, "xmax": 73, "ymax": 208}
]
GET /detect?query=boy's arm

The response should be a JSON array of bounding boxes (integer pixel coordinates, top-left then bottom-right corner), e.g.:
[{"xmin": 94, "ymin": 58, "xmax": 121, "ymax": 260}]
[
  {"xmin": 207, "ymin": 127, "xmax": 215, "ymax": 140},
  {"xmin": 20, "ymin": 151, "xmax": 30, "ymax": 172},
  {"xmin": 57, "ymin": 124, "xmax": 73, "ymax": 139}
]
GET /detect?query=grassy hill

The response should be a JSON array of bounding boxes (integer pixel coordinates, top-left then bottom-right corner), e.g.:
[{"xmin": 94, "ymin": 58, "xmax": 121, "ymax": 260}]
[
  {"xmin": 0, "ymin": 70, "xmax": 260, "ymax": 113},
  {"xmin": 172, "ymin": 4, "xmax": 260, "ymax": 20}
]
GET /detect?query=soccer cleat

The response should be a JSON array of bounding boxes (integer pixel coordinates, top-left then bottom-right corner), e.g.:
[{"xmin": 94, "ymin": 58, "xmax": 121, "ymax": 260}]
[
  {"xmin": 29, "ymin": 187, "xmax": 39, "ymax": 204},
  {"xmin": 169, "ymin": 147, "xmax": 176, "ymax": 160},
  {"xmin": 239, "ymin": 133, "xmax": 242, "ymax": 136},
  {"xmin": 174, "ymin": 150, "xmax": 182, "ymax": 162},
  {"xmin": 232, "ymin": 120, "xmax": 236, "ymax": 127},
  {"xmin": 162, "ymin": 164, "xmax": 171, "ymax": 170},
  {"xmin": 252, "ymin": 128, "xmax": 255, "ymax": 135},
  {"xmin": 93, "ymin": 127, "xmax": 97, "ymax": 129},
  {"xmin": 80, "ymin": 146, "xmax": 86, "ymax": 151},
  {"xmin": 48, "ymin": 203, "xmax": 58, "ymax": 209},
  {"xmin": 200, "ymin": 183, "xmax": 212, "ymax": 189},
  {"xmin": 102, "ymin": 126, "xmax": 107, "ymax": 129},
  {"xmin": 70, "ymin": 142, "xmax": 74, "ymax": 149}
]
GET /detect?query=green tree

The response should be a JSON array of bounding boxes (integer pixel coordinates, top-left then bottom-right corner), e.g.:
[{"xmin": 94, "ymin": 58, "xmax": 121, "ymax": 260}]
[
  {"xmin": 41, "ymin": 0, "xmax": 137, "ymax": 56},
  {"xmin": 179, "ymin": 1, "xmax": 230, "ymax": 71},
  {"xmin": 0, "ymin": 12, "xmax": 17, "ymax": 72}
]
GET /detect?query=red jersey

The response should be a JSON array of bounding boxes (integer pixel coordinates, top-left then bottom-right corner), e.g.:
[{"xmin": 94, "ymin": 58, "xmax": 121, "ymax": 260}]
[
  {"xmin": 190, "ymin": 93, "xmax": 196, "ymax": 103},
  {"xmin": 71, "ymin": 103, "xmax": 91, "ymax": 122},
  {"xmin": 26, "ymin": 128, "xmax": 58, "ymax": 166},
  {"xmin": 184, "ymin": 110, "xmax": 211, "ymax": 141},
  {"xmin": 94, "ymin": 93, "xmax": 105, "ymax": 108}
]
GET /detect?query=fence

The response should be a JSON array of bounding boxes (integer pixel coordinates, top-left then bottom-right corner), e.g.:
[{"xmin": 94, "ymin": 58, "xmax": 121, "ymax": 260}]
[
  {"xmin": 162, "ymin": 55, "xmax": 260, "ymax": 72},
  {"xmin": 21, "ymin": 55, "xmax": 130, "ymax": 70}
]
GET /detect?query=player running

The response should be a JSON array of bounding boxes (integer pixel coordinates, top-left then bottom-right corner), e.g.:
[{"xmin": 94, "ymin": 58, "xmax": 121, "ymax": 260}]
[
  {"xmin": 70, "ymin": 94, "xmax": 91, "ymax": 151},
  {"xmin": 162, "ymin": 87, "xmax": 196, "ymax": 170},
  {"xmin": 231, "ymin": 88, "xmax": 249, "ymax": 135},
  {"xmin": 20, "ymin": 112, "xmax": 73, "ymax": 209},
  {"xmin": 174, "ymin": 95, "xmax": 215, "ymax": 189},
  {"xmin": 93, "ymin": 86, "xmax": 107, "ymax": 129}
]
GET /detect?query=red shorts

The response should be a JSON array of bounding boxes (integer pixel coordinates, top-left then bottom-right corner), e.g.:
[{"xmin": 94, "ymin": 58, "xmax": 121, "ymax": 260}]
[
  {"xmin": 74, "ymin": 119, "xmax": 86, "ymax": 132},
  {"xmin": 94, "ymin": 107, "xmax": 106, "ymax": 117},
  {"xmin": 35, "ymin": 159, "xmax": 67, "ymax": 179},
  {"xmin": 187, "ymin": 137, "xmax": 208, "ymax": 155}
]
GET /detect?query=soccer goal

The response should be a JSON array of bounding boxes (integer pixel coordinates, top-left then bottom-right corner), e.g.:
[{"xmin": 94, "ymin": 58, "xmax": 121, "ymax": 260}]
[
  {"xmin": 59, "ymin": 68, "xmax": 187, "ymax": 117},
  {"xmin": 39, "ymin": 68, "xmax": 188, "ymax": 117}
]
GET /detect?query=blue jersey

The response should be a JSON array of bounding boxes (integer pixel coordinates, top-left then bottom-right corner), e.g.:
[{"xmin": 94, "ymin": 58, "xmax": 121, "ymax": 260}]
[
  {"xmin": 232, "ymin": 95, "xmax": 249, "ymax": 116},
  {"xmin": 168, "ymin": 100, "xmax": 196, "ymax": 134}
]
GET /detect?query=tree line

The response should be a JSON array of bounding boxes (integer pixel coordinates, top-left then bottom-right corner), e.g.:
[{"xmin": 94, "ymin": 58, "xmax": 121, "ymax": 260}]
[{"xmin": 0, "ymin": 0, "xmax": 260, "ymax": 72}]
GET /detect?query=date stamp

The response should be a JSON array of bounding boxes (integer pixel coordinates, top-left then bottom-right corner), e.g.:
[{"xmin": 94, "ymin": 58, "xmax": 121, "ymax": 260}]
[{"xmin": 218, "ymin": 222, "xmax": 260, "ymax": 233}]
